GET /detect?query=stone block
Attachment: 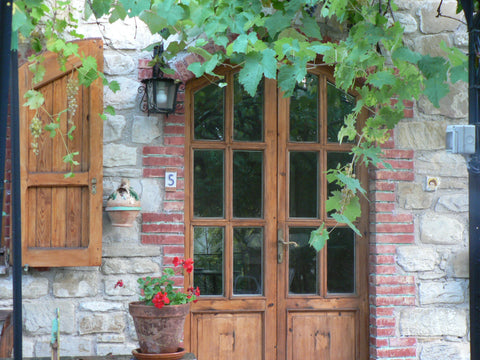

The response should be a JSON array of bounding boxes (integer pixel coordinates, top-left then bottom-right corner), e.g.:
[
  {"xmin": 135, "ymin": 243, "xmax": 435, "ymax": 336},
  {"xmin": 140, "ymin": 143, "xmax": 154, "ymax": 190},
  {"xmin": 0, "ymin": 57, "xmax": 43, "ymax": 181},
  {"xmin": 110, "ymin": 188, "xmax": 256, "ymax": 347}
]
[
  {"xmin": 414, "ymin": 34, "xmax": 452, "ymax": 57},
  {"xmin": 397, "ymin": 183, "xmax": 434, "ymax": 210},
  {"xmin": 435, "ymin": 194, "xmax": 468, "ymax": 213},
  {"xmin": 23, "ymin": 276, "xmax": 49, "ymax": 299},
  {"xmin": 396, "ymin": 121, "xmax": 448, "ymax": 151},
  {"xmin": 418, "ymin": 269, "xmax": 446, "ymax": 280},
  {"xmin": 0, "ymin": 276, "xmax": 12, "ymax": 299},
  {"xmin": 419, "ymin": 281, "xmax": 465, "ymax": 305},
  {"xmin": 104, "ymin": 77, "xmax": 141, "ymax": 110},
  {"xmin": 400, "ymin": 308, "xmax": 467, "ymax": 337},
  {"xmin": 104, "ymin": 53, "xmax": 136, "ymax": 75},
  {"xmin": 22, "ymin": 338, "xmax": 35, "ymax": 358},
  {"xmin": 35, "ymin": 336, "xmax": 94, "ymax": 357},
  {"xmin": 103, "ymin": 114, "xmax": 126, "ymax": 143},
  {"xmin": 421, "ymin": 342, "xmax": 463, "ymax": 360},
  {"xmin": 79, "ymin": 301, "xmax": 125, "ymax": 312},
  {"xmin": 103, "ymin": 167, "xmax": 143, "ymax": 178},
  {"xmin": 395, "ymin": 12, "xmax": 417, "ymax": 33},
  {"xmin": 141, "ymin": 178, "xmax": 163, "ymax": 212},
  {"xmin": 438, "ymin": 177, "xmax": 468, "ymax": 190},
  {"xmin": 0, "ymin": 275, "xmax": 48, "ymax": 299},
  {"xmin": 416, "ymin": 152, "xmax": 467, "ymax": 178},
  {"xmin": 53, "ymin": 272, "xmax": 98, "ymax": 298},
  {"xmin": 23, "ymin": 301, "xmax": 75, "ymax": 334},
  {"xmin": 102, "ymin": 243, "xmax": 162, "ymax": 258},
  {"xmin": 418, "ymin": 0, "xmax": 465, "ymax": 34},
  {"xmin": 101, "ymin": 258, "xmax": 160, "ymax": 275},
  {"xmin": 454, "ymin": 24, "xmax": 468, "ymax": 47},
  {"xmin": 103, "ymin": 276, "xmax": 138, "ymax": 297},
  {"xmin": 397, "ymin": 246, "xmax": 438, "ymax": 272},
  {"xmin": 79, "ymin": 312, "xmax": 125, "ymax": 334},
  {"xmin": 420, "ymin": 213, "xmax": 464, "ymax": 245},
  {"xmin": 132, "ymin": 116, "xmax": 162, "ymax": 143},
  {"xmin": 418, "ymin": 81, "xmax": 468, "ymax": 119},
  {"xmin": 97, "ymin": 333, "xmax": 126, "ymax": 343},
  {"xmin": 450, "ymin": 249, "xmax": 469, "ymax": 278},
  {"xmin": 103, "ymin": 144, "xmax": 138, "ymax": 167}
]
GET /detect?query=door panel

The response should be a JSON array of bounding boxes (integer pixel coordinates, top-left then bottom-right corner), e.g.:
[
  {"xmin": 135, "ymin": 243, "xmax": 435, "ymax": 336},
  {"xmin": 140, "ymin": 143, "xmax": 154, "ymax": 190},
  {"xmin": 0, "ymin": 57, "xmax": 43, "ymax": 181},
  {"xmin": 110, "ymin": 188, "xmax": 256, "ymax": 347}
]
[
  {"xmin": 186, "ymin": 69, "xmax": 367, "ymax": 360},
  {"xmin": 194, "ymin": 312, "xmax": 264, "ymax": 360},
  {"xmin": 287, "ymin": 311, "xmax": 357, "ymax": 360}
]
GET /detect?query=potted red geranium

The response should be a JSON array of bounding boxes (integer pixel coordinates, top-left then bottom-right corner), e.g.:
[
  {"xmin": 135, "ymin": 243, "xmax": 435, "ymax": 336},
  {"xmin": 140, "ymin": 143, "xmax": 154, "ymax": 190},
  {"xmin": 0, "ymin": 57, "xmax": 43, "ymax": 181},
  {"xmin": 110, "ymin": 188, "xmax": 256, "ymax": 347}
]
[{"xmin": 128, "ymin": 257, "xmax": 200, "ymax": 360}]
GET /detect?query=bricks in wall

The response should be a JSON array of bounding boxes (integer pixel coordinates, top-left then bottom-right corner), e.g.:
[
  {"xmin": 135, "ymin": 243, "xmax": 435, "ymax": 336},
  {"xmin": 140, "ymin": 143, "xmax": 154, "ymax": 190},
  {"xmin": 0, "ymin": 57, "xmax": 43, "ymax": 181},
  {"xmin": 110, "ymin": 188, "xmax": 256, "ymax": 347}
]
[
  {"xmin": 141, "ymin": 86, "xmax": 186, "ymax": 260},
  {"xmin": 369, "ymin": 128, "xmax": 417, "ymax": 360}
]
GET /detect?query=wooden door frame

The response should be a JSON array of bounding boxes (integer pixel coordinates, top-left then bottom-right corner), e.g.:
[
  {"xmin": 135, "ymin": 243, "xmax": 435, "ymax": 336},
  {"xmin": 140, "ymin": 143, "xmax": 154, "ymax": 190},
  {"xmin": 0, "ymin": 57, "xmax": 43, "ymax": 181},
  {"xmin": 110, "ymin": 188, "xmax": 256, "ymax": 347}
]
[
  {"xmin": 184, "ymin": 68, "xmax": 370, "ymax": 359},
  {"xmin": 184, "ymin": 73, "xmax": 278, "ymax": 360}
]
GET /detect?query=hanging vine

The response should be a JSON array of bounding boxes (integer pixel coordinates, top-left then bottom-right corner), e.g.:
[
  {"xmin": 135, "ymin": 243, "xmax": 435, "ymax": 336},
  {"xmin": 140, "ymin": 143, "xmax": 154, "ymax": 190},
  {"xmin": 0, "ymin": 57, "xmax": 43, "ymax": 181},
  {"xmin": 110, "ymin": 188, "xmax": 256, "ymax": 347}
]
[{"xmin": 12, "ymin": 0, "xmax": 468, "ymax": 248}]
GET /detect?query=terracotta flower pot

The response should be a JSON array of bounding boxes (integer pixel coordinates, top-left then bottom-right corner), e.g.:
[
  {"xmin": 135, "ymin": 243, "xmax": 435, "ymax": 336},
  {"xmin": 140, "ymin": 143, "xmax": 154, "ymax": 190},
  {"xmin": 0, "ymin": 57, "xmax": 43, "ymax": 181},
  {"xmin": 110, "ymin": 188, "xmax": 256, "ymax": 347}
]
[{"xmin": 129, "ymin": 302, "xmax": 190, "ymax": 354}]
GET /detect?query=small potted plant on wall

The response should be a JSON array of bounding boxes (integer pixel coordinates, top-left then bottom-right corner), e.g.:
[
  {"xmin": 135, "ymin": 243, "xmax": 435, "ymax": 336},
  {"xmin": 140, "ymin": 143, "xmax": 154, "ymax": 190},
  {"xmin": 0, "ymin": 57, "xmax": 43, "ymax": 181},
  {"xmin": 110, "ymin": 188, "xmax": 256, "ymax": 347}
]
[
  {"xmin": 105, "ymin": 178, "xmax": 141, "ymax": 227},
  {"xmin": 128, "ymin": 257, "xmax": 200, "ymax": 360}
]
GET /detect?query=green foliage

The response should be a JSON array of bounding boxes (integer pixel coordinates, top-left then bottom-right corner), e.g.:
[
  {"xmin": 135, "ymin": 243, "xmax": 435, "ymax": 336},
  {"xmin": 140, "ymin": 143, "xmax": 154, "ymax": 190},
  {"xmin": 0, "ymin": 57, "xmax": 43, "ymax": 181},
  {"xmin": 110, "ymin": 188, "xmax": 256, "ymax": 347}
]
[{"xmin": 12, "ymin": 0, "xmax": 467, "ymax": 250}]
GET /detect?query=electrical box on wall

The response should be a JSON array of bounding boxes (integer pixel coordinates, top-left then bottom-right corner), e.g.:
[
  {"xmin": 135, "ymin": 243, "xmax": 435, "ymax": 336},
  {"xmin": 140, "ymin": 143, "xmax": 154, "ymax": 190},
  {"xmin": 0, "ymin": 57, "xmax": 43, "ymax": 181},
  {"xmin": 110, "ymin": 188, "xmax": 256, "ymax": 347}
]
[{"xmin": 446, "ymin": 125, "xmax": 476, "ymax": 154}]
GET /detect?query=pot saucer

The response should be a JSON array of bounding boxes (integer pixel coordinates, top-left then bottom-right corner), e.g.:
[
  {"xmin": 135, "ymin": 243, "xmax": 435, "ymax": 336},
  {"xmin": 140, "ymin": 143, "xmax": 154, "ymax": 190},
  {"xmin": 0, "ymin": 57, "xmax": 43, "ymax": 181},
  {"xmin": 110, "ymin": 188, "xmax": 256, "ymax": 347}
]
[{"xmin": 132, "ymin": 348, "xmax": 187, "ymax": 360}]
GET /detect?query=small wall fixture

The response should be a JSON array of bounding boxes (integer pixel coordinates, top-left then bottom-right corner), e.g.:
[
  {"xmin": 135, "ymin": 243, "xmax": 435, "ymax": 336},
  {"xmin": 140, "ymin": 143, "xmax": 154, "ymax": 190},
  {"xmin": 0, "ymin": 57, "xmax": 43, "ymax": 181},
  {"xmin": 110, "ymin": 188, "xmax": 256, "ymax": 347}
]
[{"xmin": 139, "ymin": 45, "xmax": 179, "ymax": 115}]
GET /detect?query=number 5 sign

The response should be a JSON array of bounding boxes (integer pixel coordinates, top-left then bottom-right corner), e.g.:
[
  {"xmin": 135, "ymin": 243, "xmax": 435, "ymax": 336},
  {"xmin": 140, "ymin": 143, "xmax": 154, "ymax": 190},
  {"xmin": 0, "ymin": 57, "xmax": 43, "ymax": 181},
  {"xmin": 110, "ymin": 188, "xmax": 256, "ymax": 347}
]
[{"xmin": 165, "ymin": 168, "xmax": 177, "ymax": 191}]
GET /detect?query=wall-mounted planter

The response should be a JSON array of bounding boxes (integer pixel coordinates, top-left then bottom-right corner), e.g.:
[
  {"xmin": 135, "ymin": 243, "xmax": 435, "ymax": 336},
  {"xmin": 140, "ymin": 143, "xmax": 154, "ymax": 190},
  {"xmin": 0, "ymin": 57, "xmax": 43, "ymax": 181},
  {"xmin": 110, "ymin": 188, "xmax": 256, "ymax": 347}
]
[{"xmin": 106, "ymin": 179, "xmax": 141, "ymax": 227}]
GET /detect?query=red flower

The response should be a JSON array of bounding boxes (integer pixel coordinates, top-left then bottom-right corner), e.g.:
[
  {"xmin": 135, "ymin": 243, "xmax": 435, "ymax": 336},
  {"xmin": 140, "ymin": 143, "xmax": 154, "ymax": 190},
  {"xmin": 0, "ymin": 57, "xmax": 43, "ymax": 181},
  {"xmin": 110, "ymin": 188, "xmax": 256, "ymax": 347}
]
[
  {"xmin": 114, "ymin": 279, "xmax": 124, "ymax": 289},
  {"xmin": 152, "ymin": 292, "xmax": 170, "ymax": 309},
  {"xmin": 173, "ymin": 257, "xmax": 180, "ymax": 267},
  {"xmin": 194, "ymin": 286, "xmax": 200, "ymax": 296},
  {"xmin": 183, "ymin": 258, "xmax": 194, "ymax": 273}
]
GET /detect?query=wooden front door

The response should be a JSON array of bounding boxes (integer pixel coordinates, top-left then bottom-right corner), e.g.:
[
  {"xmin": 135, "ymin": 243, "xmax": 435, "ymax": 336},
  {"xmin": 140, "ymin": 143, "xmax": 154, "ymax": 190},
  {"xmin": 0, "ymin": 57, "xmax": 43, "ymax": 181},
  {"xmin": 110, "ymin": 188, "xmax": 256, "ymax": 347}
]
[{"xmin": 185, "ymin": 69, "xmax": 368, "ymax": 360}]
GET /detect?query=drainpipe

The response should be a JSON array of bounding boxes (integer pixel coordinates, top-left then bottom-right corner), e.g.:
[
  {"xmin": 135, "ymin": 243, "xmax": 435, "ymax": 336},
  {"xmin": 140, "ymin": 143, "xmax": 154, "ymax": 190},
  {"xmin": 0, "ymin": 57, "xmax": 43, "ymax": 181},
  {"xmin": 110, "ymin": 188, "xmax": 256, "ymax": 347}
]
[
  {"xmin": 1, "ymin": 0, "xmax": 22, "ymax": 358},
  {"xmin": 462, "ymin": 0, "xmax": 480, "ymax": 358},
  {"xmin": 10, "ymin": 47, "xmax": 22, "ymax": 360}
]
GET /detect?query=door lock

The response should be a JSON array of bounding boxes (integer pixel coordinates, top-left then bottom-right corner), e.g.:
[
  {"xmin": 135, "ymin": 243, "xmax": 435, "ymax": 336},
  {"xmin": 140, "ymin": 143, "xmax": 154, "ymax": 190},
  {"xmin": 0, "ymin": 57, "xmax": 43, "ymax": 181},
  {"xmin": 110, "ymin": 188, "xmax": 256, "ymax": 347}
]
[{"xmin": 277, "ymin": 228, "xmax": 298, "ymax": 264}]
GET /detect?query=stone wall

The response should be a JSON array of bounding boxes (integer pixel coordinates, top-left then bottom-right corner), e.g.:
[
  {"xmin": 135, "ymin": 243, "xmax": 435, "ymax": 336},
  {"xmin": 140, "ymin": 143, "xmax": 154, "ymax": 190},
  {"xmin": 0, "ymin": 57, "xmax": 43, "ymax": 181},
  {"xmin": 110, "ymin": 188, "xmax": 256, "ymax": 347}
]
[
  {"xmin": 0, "ymin": 0, "xmax": 472, "ymax": 359},
  {"xmin": 369, "ymin": 1, "xmax": 470, "ymax": 359}
]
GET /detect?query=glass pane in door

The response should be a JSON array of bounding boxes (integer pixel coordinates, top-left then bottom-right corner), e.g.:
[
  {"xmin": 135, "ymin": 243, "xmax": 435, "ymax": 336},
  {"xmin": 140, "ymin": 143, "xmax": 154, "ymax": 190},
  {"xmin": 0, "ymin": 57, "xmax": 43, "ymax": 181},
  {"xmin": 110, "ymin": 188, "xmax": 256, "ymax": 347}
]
[
  {"xmin": 327, "ymin": 82, "xmax": 355, "ymax": 143},
  {"xmin": 289, "ymin": 152, "xmax": 318, "ymax": 218},
  {"xmin": 194, "ymin": 150, "xmax": 224, "ymax": 217},
  {"xmin": 194, "ymin": 83, "xmax": 224, "ymax": 140},
  {"xmin": 194, "ymin": 227, "xmax": 224, "ymax": 296},
  {"xmin": 288, "ymin": 227, "xmax": 318, "ymax": 294},
  {"xmin": 233, "ymin": 151, "xmax": 263, "ymax": 218},
  {"xmin": 327, "ymin": 227, "xmax": 355, "ymax": 294},
  {"xmin": 233, "ymin": 227, "xmax": 263, "ymax": 295},
  {"xmin": 290, "ymin": 74, "xmax": 318, "ymax": 142},
  {"xmin": 234, "ymin": 74, "xmax": 264, "ymax": 141}
]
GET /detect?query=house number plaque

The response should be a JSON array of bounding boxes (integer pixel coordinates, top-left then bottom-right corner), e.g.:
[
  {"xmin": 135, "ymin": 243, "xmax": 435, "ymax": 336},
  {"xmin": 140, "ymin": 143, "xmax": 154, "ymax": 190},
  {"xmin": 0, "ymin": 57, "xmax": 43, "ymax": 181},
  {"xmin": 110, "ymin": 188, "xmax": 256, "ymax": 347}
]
[{"xmin": 165, "ymin": 168, "xmax": 177, "ymax": 191}]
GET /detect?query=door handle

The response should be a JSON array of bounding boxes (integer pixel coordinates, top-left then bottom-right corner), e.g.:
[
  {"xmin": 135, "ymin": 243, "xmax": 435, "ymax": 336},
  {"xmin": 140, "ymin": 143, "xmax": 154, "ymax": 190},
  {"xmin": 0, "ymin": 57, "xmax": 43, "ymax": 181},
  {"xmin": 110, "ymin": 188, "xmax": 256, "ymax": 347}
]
[{"xmin": 277, "ymin": 228, "xmax": 298, "ymax": 264}]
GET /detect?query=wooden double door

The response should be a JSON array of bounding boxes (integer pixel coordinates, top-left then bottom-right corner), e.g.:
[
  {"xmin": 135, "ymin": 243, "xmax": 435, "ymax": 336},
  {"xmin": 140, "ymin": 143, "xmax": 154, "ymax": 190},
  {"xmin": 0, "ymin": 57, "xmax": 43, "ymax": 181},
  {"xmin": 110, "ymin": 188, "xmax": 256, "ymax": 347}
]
[{"xmin": 185, "ymin": 69, "xmax": 368, "ymax": 360}]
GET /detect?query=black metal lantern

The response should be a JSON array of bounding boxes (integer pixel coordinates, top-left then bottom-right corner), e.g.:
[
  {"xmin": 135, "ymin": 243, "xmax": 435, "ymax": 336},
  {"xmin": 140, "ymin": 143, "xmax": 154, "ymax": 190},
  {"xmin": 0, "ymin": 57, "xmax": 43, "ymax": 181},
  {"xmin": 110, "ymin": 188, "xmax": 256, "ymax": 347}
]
[{"xmin": 139, "ymin": 45, "xmax": 179, "ymax": 115}]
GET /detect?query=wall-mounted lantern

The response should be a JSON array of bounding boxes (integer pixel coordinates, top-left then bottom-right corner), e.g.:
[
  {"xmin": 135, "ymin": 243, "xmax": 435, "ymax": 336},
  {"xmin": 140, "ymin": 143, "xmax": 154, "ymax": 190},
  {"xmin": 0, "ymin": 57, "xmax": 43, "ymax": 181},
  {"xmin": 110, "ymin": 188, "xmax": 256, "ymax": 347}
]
[{"xmin": 139, "ymin": 45, "xmax": 179, "ymax": 115}]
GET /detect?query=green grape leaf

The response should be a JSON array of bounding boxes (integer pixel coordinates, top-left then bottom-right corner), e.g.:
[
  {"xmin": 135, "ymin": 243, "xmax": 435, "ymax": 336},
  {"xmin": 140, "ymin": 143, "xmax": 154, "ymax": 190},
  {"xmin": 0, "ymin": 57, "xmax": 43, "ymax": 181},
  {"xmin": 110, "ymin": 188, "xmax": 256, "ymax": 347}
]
[
  {"xmin": 238, "ymin": 53, "xmax": 263, "ymax": 97},
  {"xmin": 423, "ymin": 76, "xmax": 450, "ymax": 108},
  {"xmin": 24, "ymin": 90, "xmax": 45, "ymax": 110},
  {"xmin": 309, "ymin": 224, "xmax": 329, "ymax": 252},
  {"xmin": 331, "ymin": 213, "xmax": 361, "ymax": 235}
]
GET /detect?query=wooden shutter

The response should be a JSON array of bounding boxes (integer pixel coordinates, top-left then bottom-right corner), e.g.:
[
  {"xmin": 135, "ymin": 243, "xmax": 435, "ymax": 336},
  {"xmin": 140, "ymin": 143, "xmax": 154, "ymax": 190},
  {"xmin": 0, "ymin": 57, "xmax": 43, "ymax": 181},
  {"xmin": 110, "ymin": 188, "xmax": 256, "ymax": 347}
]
[{"xmin": 18, "ymin": 39, "xmax": 103, "ymax": 267}]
